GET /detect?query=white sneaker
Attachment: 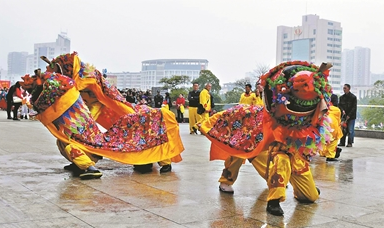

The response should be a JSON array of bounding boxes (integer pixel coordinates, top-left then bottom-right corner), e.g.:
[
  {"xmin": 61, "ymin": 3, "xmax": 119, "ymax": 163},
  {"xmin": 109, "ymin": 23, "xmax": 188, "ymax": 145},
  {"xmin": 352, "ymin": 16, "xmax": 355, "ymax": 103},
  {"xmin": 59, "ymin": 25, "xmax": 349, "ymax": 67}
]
[{"xmin": 219, "ymin": 183, "xmax": 234, "ymax": 194}]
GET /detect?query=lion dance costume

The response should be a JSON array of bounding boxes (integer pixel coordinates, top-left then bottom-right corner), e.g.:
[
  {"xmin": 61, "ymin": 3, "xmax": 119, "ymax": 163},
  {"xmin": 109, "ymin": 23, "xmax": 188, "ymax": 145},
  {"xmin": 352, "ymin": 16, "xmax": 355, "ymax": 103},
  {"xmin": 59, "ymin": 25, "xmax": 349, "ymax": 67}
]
[
  {"xmin": 20, "ymin": 52, "xmax": 184, "ymax": 179},
  {"xmin": 198, "ymin": 61, "xmax": 334, "ymax": 215}
]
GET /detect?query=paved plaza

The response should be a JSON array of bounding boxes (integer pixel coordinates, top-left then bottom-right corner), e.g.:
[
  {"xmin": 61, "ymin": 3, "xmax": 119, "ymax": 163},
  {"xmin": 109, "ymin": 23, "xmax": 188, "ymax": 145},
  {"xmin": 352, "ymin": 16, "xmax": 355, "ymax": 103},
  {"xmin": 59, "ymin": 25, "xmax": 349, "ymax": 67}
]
[{"xmin": 1, "ymin": 110, "xmax": 384, "ymax": 228}]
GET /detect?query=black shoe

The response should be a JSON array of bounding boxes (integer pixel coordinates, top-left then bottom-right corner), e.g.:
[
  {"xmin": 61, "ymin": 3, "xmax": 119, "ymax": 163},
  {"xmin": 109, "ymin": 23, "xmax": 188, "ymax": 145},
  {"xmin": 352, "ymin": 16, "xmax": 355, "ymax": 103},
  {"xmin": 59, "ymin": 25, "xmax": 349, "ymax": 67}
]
[
  {"xmin": 7, "ymin": 117, "xmax": 12, "ymax": 119},
  {"xmin": 326, "ymin": 157, "xmax": 339, "ymax": 162},
  {"xmin": 20, "ymin": 115, "xmax": 23, "ymax": 119},
  {"xmin": 13, "ymin": 118, "xmax": 20, "ymax": 121},
  {"xmin": 24, "ymin": 115, "xmax": 28, "ymax": 119},
  {"xmin": 346, "ymin": 144, "xmax": 352, "ymax": 147},
  {"xmin": 192, "ymin": 127, "xmax": 198, "ymax": 134},
  {"xmin": 266, "ymin": 199, "xmax": 284, "ymax": 216},
  {"xmin": 338, "ymin": 144, "xmax": 345, "ymax": 147},
  {"xmin": 160, "ymin": 164, "xmax": 172, "ymax": 173},
  {"xmin": 64, "ymin": 163, "xmax": 78, "ymax": 171},
  {"xmin": 133, "ymin": 164, "xmax": 153, "ymax": 174},
  {"xmin": 335, "ymin": 147, "xmax": 342, "ymax": 158},
  {"xmin": 79, "ymin": 169, "xmax": 103, "ymax": 180},
  {"xmin": 64, "ymin": 163, "xmax": 85, "ymax": 177}
]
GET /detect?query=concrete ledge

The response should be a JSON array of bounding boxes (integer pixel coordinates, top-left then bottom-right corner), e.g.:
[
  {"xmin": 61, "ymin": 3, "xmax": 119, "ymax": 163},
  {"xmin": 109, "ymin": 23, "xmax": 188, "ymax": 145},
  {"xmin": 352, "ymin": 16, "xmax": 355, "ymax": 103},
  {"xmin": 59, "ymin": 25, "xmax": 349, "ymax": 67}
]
[{"xmin": 355, "ymin": 129, "xmax": 384, "ymax": 139}]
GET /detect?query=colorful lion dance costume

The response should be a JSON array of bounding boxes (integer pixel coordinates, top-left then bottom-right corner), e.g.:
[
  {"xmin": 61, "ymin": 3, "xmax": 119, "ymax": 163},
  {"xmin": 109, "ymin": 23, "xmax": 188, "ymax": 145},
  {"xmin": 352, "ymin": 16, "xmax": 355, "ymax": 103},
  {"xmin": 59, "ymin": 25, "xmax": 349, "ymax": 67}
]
[
  {"xmin": 20, "ymin": 52, "xmax": 184, "ymax": 179},
  {"xmin": 198, "ymin": 61, "xmax": 334, "ymax": 215}
]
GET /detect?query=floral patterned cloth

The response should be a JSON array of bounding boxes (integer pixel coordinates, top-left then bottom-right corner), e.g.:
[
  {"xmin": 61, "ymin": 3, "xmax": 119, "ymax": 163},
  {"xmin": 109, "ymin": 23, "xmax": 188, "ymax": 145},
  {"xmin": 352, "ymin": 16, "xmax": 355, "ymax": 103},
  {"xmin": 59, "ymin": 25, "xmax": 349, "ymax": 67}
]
[
  {"xmin": 207, "ymin": 104, "xmax": 264, "ymax": 152},
  {"xmin": 53, "ymin": 98, "xmax": 168, "ymax": 152}
]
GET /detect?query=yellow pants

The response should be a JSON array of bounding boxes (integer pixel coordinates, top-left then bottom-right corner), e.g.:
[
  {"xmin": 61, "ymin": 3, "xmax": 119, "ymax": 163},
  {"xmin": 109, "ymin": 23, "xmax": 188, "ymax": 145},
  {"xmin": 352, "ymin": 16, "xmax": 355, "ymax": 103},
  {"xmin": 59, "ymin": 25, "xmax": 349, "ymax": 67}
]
[
  {"xmin": 158, "ymin": 159, "xmax": 171, "ymax": 166},
  {"xmin": 319, "ymin": 139, "xmax": 338, "ymax": 158},
  {"xmin": 218, "ymin": 151, "xmax": 319, "ymax": 203},
  {"xmin": 56, "ymin": 140, "xmax": 97, "ymax": 170},
  {"xmin": 188, "ymin": 107, "xmax": 201, "ymax": 133},
  {"xmin": 195, "ymin": 112, "xmax": 209, "ymax": 127}
]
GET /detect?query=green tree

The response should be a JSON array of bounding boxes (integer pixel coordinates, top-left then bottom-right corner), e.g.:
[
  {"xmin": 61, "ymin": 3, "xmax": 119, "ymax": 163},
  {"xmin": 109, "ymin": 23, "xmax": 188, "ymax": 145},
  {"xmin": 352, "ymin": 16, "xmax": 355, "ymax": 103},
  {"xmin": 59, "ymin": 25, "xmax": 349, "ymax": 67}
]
[
  {"xmin": 224, "ymin": 87, "xmax": 243, "ymax": 103},
  {"xmin": 159, "ymin": 75, "xmax": 190, "ymax": 90},
  {"xmin": 360, "ymin": 80, "xmax": 384, "ymax": 129},
  {"xmin": 194, "ymin": 70, "xmax": 221, "ymax": 94},
  {"xmin": 170, "ymin": 88, "xmax": 189, "ymax": 105},
  {"xmin": 159, "ymin": 75, "xmax": 190, "ymax": 101}
]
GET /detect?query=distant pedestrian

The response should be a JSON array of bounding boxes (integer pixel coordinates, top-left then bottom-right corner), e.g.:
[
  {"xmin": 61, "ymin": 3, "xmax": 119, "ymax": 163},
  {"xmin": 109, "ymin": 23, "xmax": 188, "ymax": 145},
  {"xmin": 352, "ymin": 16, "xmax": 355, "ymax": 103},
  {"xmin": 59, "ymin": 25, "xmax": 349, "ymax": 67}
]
[
  {"xmin": 176, "ymin": 94, "xmax": 185, "ymax": 123},
  {"xmin": 192, "ymin": 83, "xmax": 211, "ymax": 133},
  {"xmin": 188, "ymin": 82, "xmax": 202, "ymax": 134},
  {"xmin": 154, "ymin": 90, "xmax": 163, "ymax": 108},
  {"xmin": 338, "ymin": 84, "xmax": 357, "ymax": 147},
  {"xmin": 164, "ymin": 92, "xmax": 172, "ymax": 110},
  {"xmin": 6, "ymin": 81, "xmax": 23, "ymax": 120}
]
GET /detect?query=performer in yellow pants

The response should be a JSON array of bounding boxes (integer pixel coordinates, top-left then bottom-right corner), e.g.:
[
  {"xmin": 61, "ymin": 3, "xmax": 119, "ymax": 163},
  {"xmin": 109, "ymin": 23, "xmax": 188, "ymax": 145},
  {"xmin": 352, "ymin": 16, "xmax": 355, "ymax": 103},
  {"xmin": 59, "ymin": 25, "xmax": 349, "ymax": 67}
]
[
  {"xmin": 220, "ymin": 148, "xmax": 319, "ymax": 207},
  {"xmin": 218, "ymin": 83, "xmax": 263, "ymax": 193},
  {"xmin": 57, "ymin": 140, "xmax": 102, "ymax": 179},
  {"xmin": 188, "ymin": 106, "xmax": 201, "ymax": 134},
  {"xmin": 188, "ymin": 82, "xmax": 202, "ymax": 134},
  {"xmin": 193, "ymin": 83, "xmax": 212, "ymax": 132},
  {"xmin": 320, "ymin": 97, "xmax": 343, "ymax": 161}
]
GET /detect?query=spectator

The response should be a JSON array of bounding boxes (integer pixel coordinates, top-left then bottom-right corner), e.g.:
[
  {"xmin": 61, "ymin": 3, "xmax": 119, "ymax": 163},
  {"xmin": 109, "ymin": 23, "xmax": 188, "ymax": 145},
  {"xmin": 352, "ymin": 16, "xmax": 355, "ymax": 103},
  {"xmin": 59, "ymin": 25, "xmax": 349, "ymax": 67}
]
[
  {"xmin": 176, "ymin": 93, "xmax": 185, "ymax": 123},
  {"xmin": 154, "ymin": 90, "xmax": 163, "ymax": 108},
  {"xmin": 192, "ymin": 83, "xmax": 211, "ymax": 133},
  {"xmin": 338, "ymin": 84, "xmax": 357, "ymax": 147},
  {"xmin": 164, "ymin": 92, "xmax": 172, "ymax": 110},
  {"xmin": 6, "ymin": 81, "xmax": 23, "ymax": 120},
  {"xmin": 188, "ymin": 82, "xmax": 202, "ymax": 134}
]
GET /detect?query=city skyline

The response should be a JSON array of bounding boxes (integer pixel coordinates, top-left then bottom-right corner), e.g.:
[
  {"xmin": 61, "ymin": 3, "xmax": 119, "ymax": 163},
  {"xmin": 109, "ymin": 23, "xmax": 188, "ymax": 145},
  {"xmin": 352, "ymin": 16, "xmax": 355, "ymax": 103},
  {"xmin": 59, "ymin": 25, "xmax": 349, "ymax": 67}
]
[{"xmin": 1, "ymin": 0, "xmax": 383, "ymax": 84}]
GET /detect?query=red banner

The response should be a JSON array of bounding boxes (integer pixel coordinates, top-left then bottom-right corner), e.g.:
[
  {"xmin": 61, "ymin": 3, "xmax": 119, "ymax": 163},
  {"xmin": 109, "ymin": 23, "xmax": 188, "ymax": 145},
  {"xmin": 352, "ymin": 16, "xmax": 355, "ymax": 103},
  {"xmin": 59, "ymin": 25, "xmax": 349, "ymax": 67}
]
[{"xmin": 0, "ymin": 80, "xmax": 10, "ymax": 89}]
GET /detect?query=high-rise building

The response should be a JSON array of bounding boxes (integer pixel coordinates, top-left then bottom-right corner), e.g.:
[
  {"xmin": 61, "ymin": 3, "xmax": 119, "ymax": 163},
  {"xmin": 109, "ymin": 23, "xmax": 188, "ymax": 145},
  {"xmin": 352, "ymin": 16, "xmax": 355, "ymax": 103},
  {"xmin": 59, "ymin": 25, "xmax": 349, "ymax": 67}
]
[
  {"xmin": 141, "ymin": 59, "xmax": 208, "ymax": 90},
  {"xmin": 34, "ymin": 33, "xmax": 70, "ymax": 70},
  {"xmin": 341, "ymin": 49, "xmax": 354, "ymax": 86},
  {"xmin": 341, "ymin": 47, "xmax": 371, "ymax": 99},
  {"xmin": 276, "ymin": 14, "xmax": 343, "ymax": 94},
  {"xmin": 26, "ymin": 54, "xmax": 34, "ymax": 75},
  {"xmin": 7, "ymin": 52, "xmax": 28, "ymax": 75}
]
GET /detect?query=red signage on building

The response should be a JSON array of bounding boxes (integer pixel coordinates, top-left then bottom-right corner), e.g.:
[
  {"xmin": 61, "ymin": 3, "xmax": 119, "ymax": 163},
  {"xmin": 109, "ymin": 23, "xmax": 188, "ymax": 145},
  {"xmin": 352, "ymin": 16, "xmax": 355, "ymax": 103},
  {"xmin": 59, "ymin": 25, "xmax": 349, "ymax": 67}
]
[{"xmin": 0, "ymin": 80, "xmax": 10, "ymax": 89}]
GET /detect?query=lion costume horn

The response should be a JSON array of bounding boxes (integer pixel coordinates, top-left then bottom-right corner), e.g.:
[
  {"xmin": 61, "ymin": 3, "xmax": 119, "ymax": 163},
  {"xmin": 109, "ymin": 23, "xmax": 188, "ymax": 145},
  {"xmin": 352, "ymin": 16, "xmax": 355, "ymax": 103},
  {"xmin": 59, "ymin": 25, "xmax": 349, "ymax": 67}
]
[{"xmin": 40, "ymin": 56, "xmax": 63, "ymax": 74}]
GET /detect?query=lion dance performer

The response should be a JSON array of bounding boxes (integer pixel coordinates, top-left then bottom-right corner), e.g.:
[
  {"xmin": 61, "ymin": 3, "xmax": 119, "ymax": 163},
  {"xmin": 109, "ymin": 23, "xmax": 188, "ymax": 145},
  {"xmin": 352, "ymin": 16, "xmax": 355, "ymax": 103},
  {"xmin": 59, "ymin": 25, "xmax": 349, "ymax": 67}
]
[
  {"xmin": 198, "ymin": 61, "xmax": 334, "ymax": 216},
  {"xmin": 20, "ymin": 52, "xmax": 184, "ymax": 180}
]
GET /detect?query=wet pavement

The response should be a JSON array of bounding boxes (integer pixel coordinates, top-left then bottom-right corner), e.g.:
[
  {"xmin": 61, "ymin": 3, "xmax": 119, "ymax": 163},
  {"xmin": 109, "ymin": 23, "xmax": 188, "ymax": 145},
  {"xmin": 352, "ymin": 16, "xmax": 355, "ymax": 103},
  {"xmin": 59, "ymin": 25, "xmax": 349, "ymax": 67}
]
[{"xmin": 1, "ymin": 110, "xmax": 384, "ymax": 228}]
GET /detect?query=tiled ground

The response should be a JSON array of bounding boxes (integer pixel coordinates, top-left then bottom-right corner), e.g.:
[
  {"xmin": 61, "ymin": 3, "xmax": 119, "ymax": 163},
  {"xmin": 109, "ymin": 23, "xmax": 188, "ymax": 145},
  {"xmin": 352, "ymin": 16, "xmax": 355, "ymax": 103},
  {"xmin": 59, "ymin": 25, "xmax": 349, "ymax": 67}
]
[{"xmin": 0, "ymin": 110, "xmax": 383, "ymax": 228}]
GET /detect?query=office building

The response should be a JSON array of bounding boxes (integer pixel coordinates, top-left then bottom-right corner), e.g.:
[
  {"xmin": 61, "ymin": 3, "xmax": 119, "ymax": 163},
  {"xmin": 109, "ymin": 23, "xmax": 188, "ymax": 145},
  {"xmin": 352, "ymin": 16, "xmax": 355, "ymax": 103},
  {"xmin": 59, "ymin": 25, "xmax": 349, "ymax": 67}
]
[
  {"xmin": 34, "ymin": 33, "xmax": 70, "ymax": 70},
  {"xmin": 108, "ymin": 72, "xmax": 142, "ymax": 90},
  {"xmin": 342, "ymin": 47, "xmax": 371, "ymax": 86},
  {"xmin": 141, "ymin": 59, "xmax": 208, "ymax": 90},
  {"xmin": 7, "ymin": 52, "xmax": 28, "ymax": 76},
  {"xmin": 276, "ymin": 14, "xmax": 343, "ymax": 94}
]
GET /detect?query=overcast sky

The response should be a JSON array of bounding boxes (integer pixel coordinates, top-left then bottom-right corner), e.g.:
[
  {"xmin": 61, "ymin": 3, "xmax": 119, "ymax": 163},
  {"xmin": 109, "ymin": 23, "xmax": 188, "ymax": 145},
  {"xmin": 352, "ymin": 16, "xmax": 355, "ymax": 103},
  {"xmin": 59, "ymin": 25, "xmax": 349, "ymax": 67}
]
[{"xmin": 1, "ymin": 0, "xmax": 383, "ymax": 83}]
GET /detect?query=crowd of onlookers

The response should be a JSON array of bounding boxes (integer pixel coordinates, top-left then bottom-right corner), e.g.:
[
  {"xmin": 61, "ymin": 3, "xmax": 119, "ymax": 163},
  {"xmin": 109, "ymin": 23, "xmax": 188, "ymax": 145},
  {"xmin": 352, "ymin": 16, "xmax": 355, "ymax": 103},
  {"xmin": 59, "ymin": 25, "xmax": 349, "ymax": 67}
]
[{"xmin": 118, "ymin": 88, "xmax": 154, "ymax": 106}]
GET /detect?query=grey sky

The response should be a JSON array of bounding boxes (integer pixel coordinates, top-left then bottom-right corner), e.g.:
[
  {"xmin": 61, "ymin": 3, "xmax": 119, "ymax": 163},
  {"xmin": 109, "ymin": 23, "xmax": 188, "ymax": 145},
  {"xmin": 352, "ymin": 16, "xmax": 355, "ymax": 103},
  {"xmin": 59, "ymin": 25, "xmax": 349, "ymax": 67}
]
[{"xmin": 1, "ymin": 0, "xmax": 383, "ymax": 83}]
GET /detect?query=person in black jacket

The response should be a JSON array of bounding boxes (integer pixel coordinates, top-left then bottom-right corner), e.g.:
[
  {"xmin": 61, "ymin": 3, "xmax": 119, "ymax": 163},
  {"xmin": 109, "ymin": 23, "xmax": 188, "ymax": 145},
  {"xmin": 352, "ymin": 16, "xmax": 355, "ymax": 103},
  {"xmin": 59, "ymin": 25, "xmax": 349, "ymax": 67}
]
[
  {"xmin": 338, "ymin": 84, "xmax": 357, "ymax": 147},
  {"xmin": 153, "ymin": 90, "xmax": 163, "ymax": 108},
  {"xmin": 188, "ymin": 82, "xmax": 201, "ymax": 134},
  {"xmin": 164, "ymin": 92, "xmax": 172, "ymax": 110},
  {"xmin": 6, "ymin": 82, "xmax": 23, "ymax": 120}
]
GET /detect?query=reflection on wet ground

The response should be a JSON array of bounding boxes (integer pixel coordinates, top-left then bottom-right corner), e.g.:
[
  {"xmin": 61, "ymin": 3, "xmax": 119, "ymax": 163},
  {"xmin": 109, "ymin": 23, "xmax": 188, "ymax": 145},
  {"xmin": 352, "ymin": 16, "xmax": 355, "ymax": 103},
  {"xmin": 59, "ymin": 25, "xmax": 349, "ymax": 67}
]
[{"xmin": 0, "ymin": 112, "xmax": 384, "ymax": 227}]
